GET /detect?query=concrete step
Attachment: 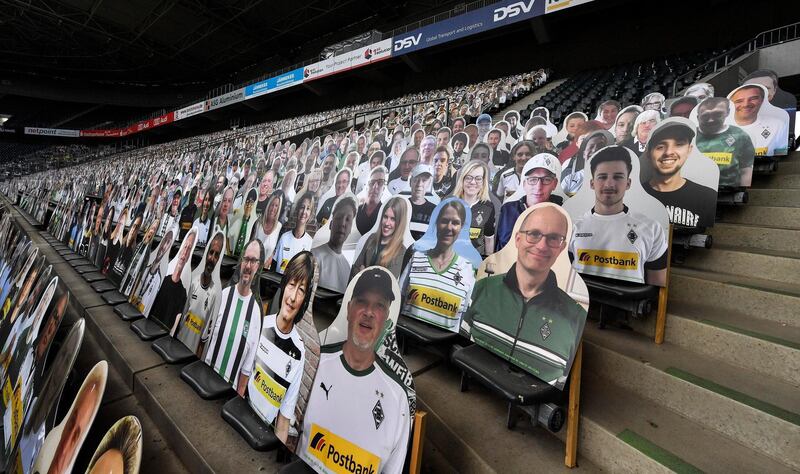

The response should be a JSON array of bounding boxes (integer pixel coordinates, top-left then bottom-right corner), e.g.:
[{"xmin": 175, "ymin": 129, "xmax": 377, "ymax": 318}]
[
  {"xmin": 581, "ymin": 373, "xmax": 797, "ymax": 474},
  {"xmin": 584, "ymin": 327, "xmax": 800, "ymax": 470},
  {"xmin": 751, "ymin": 173, "xmax": 800, "ymax": 189},
  {"xmin": 663, "ymin": 311, "xmax": 800, "ymax": 387},
  {"xmin": 717, "ymin": 205, "xmax": 800, "ymax": 229},
  {"xmin": 708, "ymin": 222, "xmax": 800, "ymax": 254},
  {"xmin": 746, "ymin": 188, "xmax": 800, "ymax": 207},
  {"xmin": 412, "ymin": 361, "xmax": 601, "ymax": 473},
  {"xmin": 679, "ymin": 244, "xmax": 800, "ymax": 285},
  {"xmin": 669, "ymin": 267, "xmax": 800, "ymax": 327},
  {"xmin": 72, "ymin": 329, "xmax": 189, "ymax": 473},
  {"xmin": 775, "ymin": 159, "xmax": 800, "ymax": 174},
  {"xmin": 493, "ymin": 78, "xmax": 568, "ymax": 121}
]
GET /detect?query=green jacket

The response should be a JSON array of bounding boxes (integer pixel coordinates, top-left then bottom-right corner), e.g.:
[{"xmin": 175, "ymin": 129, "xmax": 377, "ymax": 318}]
[{"xmin": 464, "ymin": 265, "xmax": 586, "ymax": 388}]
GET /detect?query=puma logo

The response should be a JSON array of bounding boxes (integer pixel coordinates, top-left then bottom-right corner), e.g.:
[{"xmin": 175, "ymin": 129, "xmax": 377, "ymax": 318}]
[{"xmin": 320, "ymin": 382, "xmax": 332, "ymax": 400}]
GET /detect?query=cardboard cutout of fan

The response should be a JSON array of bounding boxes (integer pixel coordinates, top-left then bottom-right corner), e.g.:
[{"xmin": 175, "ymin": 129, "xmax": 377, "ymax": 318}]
[
  {"xmin": 228, "ymin": 251, "xmax": 319, "ymax": 451},
  {"xmin": 563, "ymin": 145, "xmax": 670, "ymax": 287},
  {"xmin": 299, "ymin": 266, "xmax": 414, "ymax": 474},
  {"xmin": 689, "ymin": 97, "xmax": 756, "ymax": 188},
  {"xmin": 638, "ymin": 117, "xmax": 719, "ymax": 229},
  {"xmin": 350, "ymin": 196, "xmax": 414, "ymax": 282},
  {"xmin": 181, "ymin": 239, "xmax": 265, "ymax": 398},
  {"xmin": 465, "ymin": 202, "xmax": 588, "ymax": 390},
  {"xmin": 31, "ymin": 360, "xmax": 107, "ymax": 474},
  {"xmin": 85, "ymin": 416, "xmax": 143, "ymax": 474},
  {"xmin": 398, "ymin": 197, "xmax": 481, "ymax": 334}
]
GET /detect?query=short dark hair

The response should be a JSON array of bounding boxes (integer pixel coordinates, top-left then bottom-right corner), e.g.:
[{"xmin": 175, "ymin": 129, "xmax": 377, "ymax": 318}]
[
  {"xmin": 698, "ymin": 97, "xmax": 729, "ymax": 112},
  {"xmin": 734, "ymin": 84, "xmax": 765, "ymax": 99},
  {"xmin": 743, "ymin": 69, "xmax": 778, "ymax": 87},
  {"xmin": 590, "ymin": 146, "xmax": 632, "ymax": 176}
]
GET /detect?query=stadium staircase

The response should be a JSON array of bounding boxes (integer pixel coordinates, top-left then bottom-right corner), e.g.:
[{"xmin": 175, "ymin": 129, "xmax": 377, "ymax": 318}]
[
  {"xmin": 493, "ymin": 78, "xmax": 568, "ymax": 123},
  {"xmin": 413, "ymin": 148, "xmax": 800, "ymax": 473}
]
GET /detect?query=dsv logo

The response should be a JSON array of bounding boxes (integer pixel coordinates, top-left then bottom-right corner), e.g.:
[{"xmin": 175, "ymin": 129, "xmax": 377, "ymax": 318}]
[
  {"xmin": 394, "ymin": 33, "xmax": 421, "ymax": 51},
  {"xmin": 493, "ymin": 0, "xmax": 536, "ymax": 22}
]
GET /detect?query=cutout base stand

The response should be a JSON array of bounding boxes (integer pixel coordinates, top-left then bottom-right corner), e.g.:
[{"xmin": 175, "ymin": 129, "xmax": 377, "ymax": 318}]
[
  {"xmin": 452, "ymin": 344, "xmax": 558, "ymax": 406},
  {"xmin": 152, "ymin": 336, "xmax": 197, "ymax": 364},
  {"xmin": 130, "ymin": 318, "xmax": 168, "ymax": 340},
  {"xmin": 221, "ymin": 396, "xmax": 281, "ymax": 451},
  {"xmin": 180, "ymin": 360, "xmax": 234, "ymax": 399},
  {"xmin": 114, "ymin": 303, "xmax": 143, "ymax": 321}
]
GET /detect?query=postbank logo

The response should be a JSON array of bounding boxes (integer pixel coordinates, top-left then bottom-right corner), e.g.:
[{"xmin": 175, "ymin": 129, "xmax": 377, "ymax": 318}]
[
  {"xmin": 702, "ymin": 152, "xmax": 733, "ymax": 165},
  {"xmin": 253, "ymin": 365, "xmax": 286, "ymax": 408},
  {"xmin": 308, "ymin": 424, "xmax": 380, "ymax": 474},
  {"xmin": 408, "ymin": 284, "xmax": 460, "ymax": 319},
  {"xmin": 576, "ymin": 249, "xmax": 638, "ymax": 270}
]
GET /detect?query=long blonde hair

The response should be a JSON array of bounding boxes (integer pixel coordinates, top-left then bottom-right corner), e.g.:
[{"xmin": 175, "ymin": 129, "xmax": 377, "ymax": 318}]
[
  {"xmin": 379, "ymin": 197, "xmax": 407, "ymax": 267},
  {"xmin": 453, "ymin": 160, "xmax": 490, "ymax": 202}
]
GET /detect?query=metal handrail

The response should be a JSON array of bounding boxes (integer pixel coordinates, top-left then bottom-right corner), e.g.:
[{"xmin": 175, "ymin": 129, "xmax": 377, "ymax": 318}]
[{"xmin": 671, "ymin": 21, "xmax": 800, "ymax": 96}]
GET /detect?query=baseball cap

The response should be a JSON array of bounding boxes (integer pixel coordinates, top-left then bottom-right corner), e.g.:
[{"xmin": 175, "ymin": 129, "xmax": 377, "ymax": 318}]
[
  {"xmin": 476, "ymin": 113, "xmax": 492, "ymax": 124},
  {"xmin": 647, "ymin": 118, "xmax": 696, "ymax": 148},
  {"xmin": 411, "ymin": 164, "xmax": 433, "ymax": 180},
  {"xmin": 522, "ymin": 153, "xmax": 560, "ymax": 177},
  {"xmin": 353, "ymin": 268, "xmax": 395, "ymax": 303}
]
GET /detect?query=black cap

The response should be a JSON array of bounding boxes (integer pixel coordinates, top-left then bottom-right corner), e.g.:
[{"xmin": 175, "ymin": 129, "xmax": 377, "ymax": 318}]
[
  {"xmin": 353, "ymin": 268, "xmax": 395, "ymax": 303},
  {"xmin": 648, "ymin": 121, "xmax": 696, "ymax": 147}
]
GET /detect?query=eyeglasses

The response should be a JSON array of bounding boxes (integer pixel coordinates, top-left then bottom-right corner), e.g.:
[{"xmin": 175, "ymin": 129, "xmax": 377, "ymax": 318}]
[
  {"xmin": 369, "ymin": 179, "xmax": 386, "ymax": 188},
  {"xmin": 242, "ymin": 257, "xmax": 260, "ymax": 266},
  {"xmin": 463, "ymin": 175, "xmax": 484, "ymax": 183},
  {"xmin": 519, "ymin": 230, "xmax": 566, "ymax": 248},
  {"xmin": 525, "ymin": 176, "xmax": 555, "ymax": 186}
]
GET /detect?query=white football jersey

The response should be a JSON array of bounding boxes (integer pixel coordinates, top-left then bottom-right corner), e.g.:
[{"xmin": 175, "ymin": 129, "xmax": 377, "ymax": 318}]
[
  {"xmin": 570, "ymin": 208, "xmax": 668, "ymax": 284},
  {"xmin": 299, "ymin": 348, "xmax": 410, "ymax": 474}
]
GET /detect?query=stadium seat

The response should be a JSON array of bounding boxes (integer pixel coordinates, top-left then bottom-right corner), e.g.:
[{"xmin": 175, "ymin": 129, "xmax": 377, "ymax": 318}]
[
  {"xmin": 151, "ymin": 336, "xmax": 197, "ymax": 364},
  {"xmin": 181, "ymin": 360, "xmax": 235, "ymax": 400},
  {"xmin": 221, "ymin": 396, "xmax": 282, "ymax": 451},
  {"xmin": 113, "ymin": 302, "xmax": 144, "ymax": 321},
  {"xmin": 452, "ymin": 344, "xmax": 561, "ymax": 430},
  {"xmin": 130, "ymin": 318, "xmax": 168, "ymax": 341}
]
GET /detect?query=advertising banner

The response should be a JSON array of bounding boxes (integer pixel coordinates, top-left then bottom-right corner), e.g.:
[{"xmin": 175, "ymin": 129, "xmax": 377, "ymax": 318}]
[
  {"xmin": 80, "ymin": 129, "xmax": 121, "ymax": 138},
  {"xmin": 544, "ymin": 0, "xmax": 593, "ymax": 14},
  {"xmin": 23, "ymin": 127, "xmax": 80, "ymax": 138},
  {"xmin": 174, "ymin": 101, "xmax": 207, "ymax": 121},
  {"xmin": 304, "ymin": 39, "xmax": 392, "ymax": 82},
  {"xmin": 207, "ymin": 88, "xmax": 246, "ymax": 110},
  {"xmin": 391, "ymin": 0, "xmax": 547, "ymax": 56},
  {"xmin": 245, "ymin": 68, "xmax": 305, "ymax": 98}
]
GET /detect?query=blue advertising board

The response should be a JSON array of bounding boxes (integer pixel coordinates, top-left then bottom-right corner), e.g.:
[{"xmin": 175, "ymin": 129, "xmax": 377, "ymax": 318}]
[
  {"xmin": 244, "ymin": 67, "xmax": 305, "ymax": 98},
  {"xmin": 392, "ymin": 0, "xmax": 549, "ymax": 56}
]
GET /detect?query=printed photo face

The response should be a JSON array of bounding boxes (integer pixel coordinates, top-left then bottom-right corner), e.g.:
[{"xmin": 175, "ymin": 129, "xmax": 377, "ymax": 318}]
[
  {"xmin": 726, "ymin": 83, "xmax": 789, "ymax": 156},
  {"xmin": 299, "ymin": 267, "xmax": 412, "ymax": 474},
  {"xmin": 563, "ymin": 146, "xmax": 670, "ymax": 287},
  {"xmin": 641, "ymin": 119, "xmax": 720, "ymax": 228},
  {"xmin": 467, "ymin": 204, "xmax": 588, "ymax": 389},
  {"xmin": 691, "ymin": 97, "xmax": 755, "ymax": 188},
  {"xmin": 34, "ymin": 361, "xmax": 107, "ymax": 474}
]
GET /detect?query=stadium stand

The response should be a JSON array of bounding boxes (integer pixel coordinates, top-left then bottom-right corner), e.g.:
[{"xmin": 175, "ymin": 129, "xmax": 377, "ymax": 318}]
[{"xmin": 0, "ymin": 2, "xmax": 798, "ymax": 473}]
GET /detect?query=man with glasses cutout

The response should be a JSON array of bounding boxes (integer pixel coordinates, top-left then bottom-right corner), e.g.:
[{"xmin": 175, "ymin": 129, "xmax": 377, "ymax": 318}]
[
  {"xmin": 203, "ymin": 239, "xmax": 264, "ymax": 391},
  {"xmin": 463, "ymin": 205, "xmax": 586, "ymax": 387},
  {"xmin": 496, "ymin": 153, "xmax": 563, "ymax": 251}
]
